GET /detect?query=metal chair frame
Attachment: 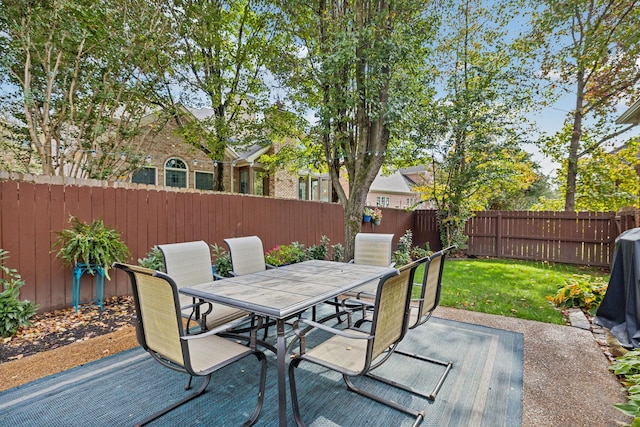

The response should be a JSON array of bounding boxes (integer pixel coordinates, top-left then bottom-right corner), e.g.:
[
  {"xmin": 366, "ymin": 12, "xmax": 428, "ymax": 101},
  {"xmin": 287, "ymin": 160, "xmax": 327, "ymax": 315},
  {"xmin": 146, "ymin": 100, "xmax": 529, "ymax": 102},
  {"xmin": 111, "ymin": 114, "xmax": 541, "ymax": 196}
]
[
  {"xmin": 361, "ymin": 246, "xmax": 456, "ymax": 401},
  {"xmin": 114, "ymin": 263, "xmax": 267, "ymax": 427},
  {"xmin": 288, "ymin": 259, "xmax": 426, "ymax": 427}
]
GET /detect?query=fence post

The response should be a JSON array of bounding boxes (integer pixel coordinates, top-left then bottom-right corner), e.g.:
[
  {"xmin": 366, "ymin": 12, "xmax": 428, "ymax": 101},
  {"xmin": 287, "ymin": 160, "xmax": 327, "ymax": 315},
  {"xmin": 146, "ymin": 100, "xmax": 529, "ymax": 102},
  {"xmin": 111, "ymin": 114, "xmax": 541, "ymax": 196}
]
[{"xmin": 495, "ymin": 212, "xmax": 502, "ymax": 257}]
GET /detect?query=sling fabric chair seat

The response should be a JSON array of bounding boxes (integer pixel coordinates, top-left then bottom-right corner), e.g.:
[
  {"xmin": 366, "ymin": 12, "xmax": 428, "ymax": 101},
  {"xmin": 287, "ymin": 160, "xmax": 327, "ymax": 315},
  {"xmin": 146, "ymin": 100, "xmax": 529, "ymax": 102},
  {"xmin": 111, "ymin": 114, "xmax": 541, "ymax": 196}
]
[
  {"xmin": 159, "ymin": 241, "xmax": 249, "ymax": 331},
  {"xmin": 224, "ymin": 236, "xmax": 276, "ymax": 276},
  {"xmin": 114, "ymin": 263, "xmax": 267, "ymax": 427},
  {"xmin": 288, "ymin": 259, "xmax": 426, "ymax": 427},
  {"xmin": 366, "ymin": 246, "xmax": 456, "ymax": 401},
  {"xmin": 323, "ymin": 233, "xmax": 395, "ymax": 320},
  {"xmin": 224, "ymin": 236, "xmax": 278, "ymax": 338}
]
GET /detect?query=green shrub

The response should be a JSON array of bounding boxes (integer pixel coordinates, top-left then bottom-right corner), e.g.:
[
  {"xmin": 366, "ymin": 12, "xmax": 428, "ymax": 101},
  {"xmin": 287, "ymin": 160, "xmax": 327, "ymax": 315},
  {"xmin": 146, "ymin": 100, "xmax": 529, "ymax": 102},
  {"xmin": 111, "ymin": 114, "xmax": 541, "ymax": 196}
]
[
  {"xmin": 138, "ymin": 246, "xmax": 165, "ymax": 270},
  {"xmin": 331, "ymin": 243, "xmax": 344, "ymax": 262},
  {"xmin": 265, "ymin": 243, "xmax": 307, "ymax": 266},
  {"xmin": 307, "ymin": 235, "xmax": 330, "ymax": 260},
  {"xmin": 610, "ymin": 350, "xmax": 640, "ymax": 424},
  {"xmin": 410, "ymin": 242, "xmax": 432, "ymax": 260},
  {"xmin": 0, "ymin": 249, "xmax": 38, "ymax": 338},
  {"xmin": 548, "ymin": 274, "xmax": 608, "ymax": 315},
  {"xmin": 392, "ymin": 230, "xmax": 413, "ymax": 266},
  {"xmin": 211, "ymin": 244, "xmax": 232, "ymax": 277}
]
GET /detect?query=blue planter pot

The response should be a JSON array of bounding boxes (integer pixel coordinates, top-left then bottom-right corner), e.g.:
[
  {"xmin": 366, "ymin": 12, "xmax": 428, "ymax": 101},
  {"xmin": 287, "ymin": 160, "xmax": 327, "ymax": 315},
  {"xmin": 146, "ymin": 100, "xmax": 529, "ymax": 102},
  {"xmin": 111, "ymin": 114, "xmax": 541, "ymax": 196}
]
[{"xmin": 363, "ymin": 215, "xmax": 372, "ymax": 223}]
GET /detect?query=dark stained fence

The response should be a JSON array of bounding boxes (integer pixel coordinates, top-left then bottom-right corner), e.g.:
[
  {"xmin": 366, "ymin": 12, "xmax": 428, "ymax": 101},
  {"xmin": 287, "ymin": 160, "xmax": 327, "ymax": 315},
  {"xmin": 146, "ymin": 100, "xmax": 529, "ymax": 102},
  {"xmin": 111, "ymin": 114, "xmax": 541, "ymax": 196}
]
[
  {"xmin": 465, "ymin": 211, "xmax": 633, "ymax": 267},
  {"xmin": 1, "ymin": 176, "xmax": 636, "ymax": 312},
  {"xmin": 0, "ymin": 180, "xmax": 346, "ymax": 312},
  {"xmin": 412, "ymin": 210, "xmax": 442, "ymax": 251}
]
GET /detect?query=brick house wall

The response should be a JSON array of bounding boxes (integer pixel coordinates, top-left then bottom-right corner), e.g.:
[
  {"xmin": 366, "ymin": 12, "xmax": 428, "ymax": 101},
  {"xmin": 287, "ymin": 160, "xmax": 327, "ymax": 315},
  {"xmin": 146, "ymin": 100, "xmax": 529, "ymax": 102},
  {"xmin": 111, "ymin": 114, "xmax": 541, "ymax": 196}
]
[{"xmin": 130, "ymin": 107, "xmax": 314, "ymax": 200}]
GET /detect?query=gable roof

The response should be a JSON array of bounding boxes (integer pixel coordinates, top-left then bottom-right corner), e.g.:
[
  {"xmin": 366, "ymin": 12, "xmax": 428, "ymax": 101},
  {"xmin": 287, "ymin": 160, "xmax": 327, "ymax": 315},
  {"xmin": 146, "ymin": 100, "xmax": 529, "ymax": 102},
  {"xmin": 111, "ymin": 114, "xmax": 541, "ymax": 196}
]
[
  {"xmin": 370, "ymin": 171, "xmax": 414, "ymax": 195},
  {"xmin": 617, "ymin": 100, "xmax": 640, "ymax": 124}
]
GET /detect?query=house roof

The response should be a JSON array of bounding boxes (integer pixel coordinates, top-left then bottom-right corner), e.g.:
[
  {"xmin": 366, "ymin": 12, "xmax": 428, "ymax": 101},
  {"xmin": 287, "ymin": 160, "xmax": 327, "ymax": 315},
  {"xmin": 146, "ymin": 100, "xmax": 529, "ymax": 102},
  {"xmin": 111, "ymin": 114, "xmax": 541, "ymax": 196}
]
[
  {"xmin": 370, "ymin": 171, "xmax": 414, "ymax": 195},
  {"xmin": 185, "ymin": 106, "xmax": 216, "ymax": 120},
  {"xmin": 617, "ymin": 99, "xmax": 640, "ymax": 124},
  {"xmin": 232, "ymin": 144, "xmax": 271, "ymax": 164}
]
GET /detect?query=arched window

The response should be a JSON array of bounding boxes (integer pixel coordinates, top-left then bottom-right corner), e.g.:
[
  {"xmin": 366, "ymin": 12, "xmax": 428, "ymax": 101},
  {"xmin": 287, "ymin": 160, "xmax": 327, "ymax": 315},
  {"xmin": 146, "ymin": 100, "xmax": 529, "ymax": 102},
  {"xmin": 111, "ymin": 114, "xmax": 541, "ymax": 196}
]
[{"xmin": 165, "ymin": 158, "xmax": 187, "ymax": 188}]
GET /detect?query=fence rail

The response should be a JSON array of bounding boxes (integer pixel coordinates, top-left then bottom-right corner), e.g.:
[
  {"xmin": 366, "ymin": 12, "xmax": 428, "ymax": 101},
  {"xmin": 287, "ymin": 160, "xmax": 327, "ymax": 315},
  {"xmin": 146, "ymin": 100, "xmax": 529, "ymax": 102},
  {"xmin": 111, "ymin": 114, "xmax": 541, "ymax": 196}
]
[
  {"xmin": 0, "ymin": 175, "xmax": 636, "ymax": 312},
  {"xmin": 465, "ymin": 210, "xmax": 634, "ymax": 267}
]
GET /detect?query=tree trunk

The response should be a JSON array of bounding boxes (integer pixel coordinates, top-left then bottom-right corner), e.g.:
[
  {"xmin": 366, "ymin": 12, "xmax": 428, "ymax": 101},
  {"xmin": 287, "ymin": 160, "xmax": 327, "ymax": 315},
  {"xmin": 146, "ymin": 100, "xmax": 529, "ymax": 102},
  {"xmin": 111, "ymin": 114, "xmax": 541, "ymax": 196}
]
[{"xmin": 565, "ymin": 75, "xmax": 585, "ymax": 212}]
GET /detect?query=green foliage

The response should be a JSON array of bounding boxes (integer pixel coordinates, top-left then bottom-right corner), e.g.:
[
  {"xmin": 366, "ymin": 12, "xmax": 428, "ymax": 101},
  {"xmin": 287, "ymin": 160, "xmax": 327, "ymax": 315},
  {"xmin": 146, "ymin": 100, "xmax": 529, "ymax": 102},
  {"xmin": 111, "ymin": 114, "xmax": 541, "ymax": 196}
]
[
  {"xmin": 0, "ymin": 0, "xmax": 174, "ymax": 178},
  {"xmin": 392, "ymin": 230, "xmax": 413, "ymax": 267},
  {"xmin": 610, "ymin": 350, "xmax": 640, "ymax": 423},
  {"xmin": 307, "ymin": 235, "xmax": 330, "ymax": 261},
  {"xmin": 52, "ymin": 216, "xmax": 130, "ymax": 280},
  {"xmin": 265, "ymin": 242, "xmax": 308, "ymax": 267},
  {"xmin": 439, "ymin": 258, "xmax": 606, "ymax": 324},
  {"xmin": 518, "ymin": 0, "xmax": 640, "ymax": 210},
  {"xmin": 534, "ymin": 137, "xmax": 640, "ymax": 212},
  {"xmin": 211, "ymin": 244, "xmax": 232, "ymax": 278},
  {"xmin": 548, "ymin": 274, "xmax": 608, "ymax": 315},
  {"xmin": 388, "ymin": 0, "xmax": 534, "ymax": 248},
  {"xmin": 137, "ymin": 246, "xmax": 164, "ymax": 271},
  {"xmin": 0, "ymin": 249, "xmax": 37, "ymax": 338},
  {"xmin": 410, "ymin": 242, "xmax": 432, "ymax": 260},
  {"xmin": 331, "ymin": 243, "xmax": 344, "ymax": 262},
  {"xmin": 392, "ymin": 230, "xmax": 433, "ymax": 266}
]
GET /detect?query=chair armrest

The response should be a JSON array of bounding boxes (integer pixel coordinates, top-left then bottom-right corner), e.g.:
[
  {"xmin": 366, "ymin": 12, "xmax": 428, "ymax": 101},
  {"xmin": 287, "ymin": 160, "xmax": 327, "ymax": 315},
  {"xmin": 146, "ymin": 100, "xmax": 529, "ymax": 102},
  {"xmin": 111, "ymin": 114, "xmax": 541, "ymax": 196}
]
[
  {"xmin": 181, "ymin": 299, "xmax": 213, "ymax": 314},
  {"xmin": 213, "ymin": 272, "xmax": 226, "ymax": 280},
  {"xmin": 342, "ymin": 297, "xmax": 374, "ymax": 308},
  {"xmin": 355, "ymin": 290, "xmax": 377, "ymax": 300},
  {"xmin": 292, "ymin": 318, "xmax": 373, "ymax": 341},
  {"xmin": 181, "ymin": 314, "xmax": 259, "ymax": 341},
  {"xmin": 266, "ymin": 263, "xmax": 277, "ymax": 269}
]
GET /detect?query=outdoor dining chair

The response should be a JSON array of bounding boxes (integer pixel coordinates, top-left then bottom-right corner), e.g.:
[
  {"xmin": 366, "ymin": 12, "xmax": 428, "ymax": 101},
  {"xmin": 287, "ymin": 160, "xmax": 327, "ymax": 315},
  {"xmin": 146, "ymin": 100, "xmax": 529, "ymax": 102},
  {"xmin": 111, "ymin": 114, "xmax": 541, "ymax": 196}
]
[
  {"xmin": 158, "ymin": 240, "xmax": 249, "ymax": 331},
  {"xmin": 323, "ymin": 233, "xmax": 396, "ymax": 321},
  {"xmin": 346, "ymin": 232, "xmax": 395, "ymax": 294},
  {"xmin": 288, "ymin": 259, "xmax": 426, "ymax": 427},
  {"xmin": 364, "ymin": 246, "xmax": 456, "ymax": 402},
  {"xmin": 114, "ymin": 263, "xmax": 267, "ymax": 427},
  {"xmin": 224, "ymin": 235, "xmax": 278, "ymax": 338},
  {"xmin": 224, "ymin": 235, "xmax": 276, "ymax": 276}
]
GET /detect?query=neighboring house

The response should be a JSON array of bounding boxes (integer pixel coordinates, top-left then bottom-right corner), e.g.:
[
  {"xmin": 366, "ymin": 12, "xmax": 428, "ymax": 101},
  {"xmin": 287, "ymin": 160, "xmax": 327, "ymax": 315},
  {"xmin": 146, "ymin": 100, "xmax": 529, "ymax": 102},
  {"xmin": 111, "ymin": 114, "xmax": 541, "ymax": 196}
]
[
  {"xmin": 129, "ymin": 105, "xmax": 301, "ymax": 198},
  {"xmin": 366, "ymin": 167, "xmax": 432, "ymax": 209},
  {"xmin": 338, "ymin": 166, "xmax": 433, "ymax": 209},
  {"xmin": 128, "ymin": 104, "xmax": 433, "ymax": 207},
  {"xmin": 617, "ymin": 99, "xmax": 640, "ymax": 124}
]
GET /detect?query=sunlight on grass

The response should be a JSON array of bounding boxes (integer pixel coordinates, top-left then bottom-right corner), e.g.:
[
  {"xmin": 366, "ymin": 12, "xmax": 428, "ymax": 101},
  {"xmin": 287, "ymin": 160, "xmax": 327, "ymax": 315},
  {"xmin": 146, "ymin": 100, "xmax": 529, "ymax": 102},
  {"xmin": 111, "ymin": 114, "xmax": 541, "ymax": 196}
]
[{"xmin": 420, "ymin": 258, "xmax": 609, "ymax": 325}]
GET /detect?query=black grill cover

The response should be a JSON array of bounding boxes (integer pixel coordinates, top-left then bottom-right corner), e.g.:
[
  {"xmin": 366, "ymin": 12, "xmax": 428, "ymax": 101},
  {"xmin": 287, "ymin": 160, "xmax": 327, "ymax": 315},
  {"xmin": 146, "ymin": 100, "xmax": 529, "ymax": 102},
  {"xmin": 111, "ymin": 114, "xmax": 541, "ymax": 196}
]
[{"xmin": 595, "ymin": 228, "xmax": 640, "ymax": 348}]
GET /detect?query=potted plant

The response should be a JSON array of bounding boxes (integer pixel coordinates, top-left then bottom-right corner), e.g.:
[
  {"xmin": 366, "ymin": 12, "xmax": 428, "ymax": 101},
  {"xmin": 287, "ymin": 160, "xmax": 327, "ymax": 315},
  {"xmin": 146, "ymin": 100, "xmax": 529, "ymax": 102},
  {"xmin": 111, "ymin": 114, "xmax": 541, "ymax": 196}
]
[
  {"xmin": 52, "ymin": 216, "xmax": 130, "ymax": 280},
  {"xmin": 371, "ymin": 208, "xmax": 383, "ymax": 225},
  {"xmin": 363, "ymin": 207, "xmax": 374, "ymax": 223}
]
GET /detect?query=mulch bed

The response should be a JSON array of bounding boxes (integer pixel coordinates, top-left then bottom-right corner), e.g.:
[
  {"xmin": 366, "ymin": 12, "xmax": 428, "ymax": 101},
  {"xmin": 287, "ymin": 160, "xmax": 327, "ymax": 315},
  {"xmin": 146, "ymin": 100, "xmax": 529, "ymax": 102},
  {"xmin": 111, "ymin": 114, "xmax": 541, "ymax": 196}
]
[{"xmin": 0, "ymin": 296, "xmax": 136, "ymax": 364}]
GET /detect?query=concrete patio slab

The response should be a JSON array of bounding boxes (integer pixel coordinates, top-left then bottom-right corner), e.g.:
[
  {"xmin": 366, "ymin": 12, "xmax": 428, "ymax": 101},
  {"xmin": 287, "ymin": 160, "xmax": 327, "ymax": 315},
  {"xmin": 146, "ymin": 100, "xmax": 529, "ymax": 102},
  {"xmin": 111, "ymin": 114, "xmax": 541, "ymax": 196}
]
[{"xmin": 435, "ymin": 306, "xmax": 632, "ymax": 427}]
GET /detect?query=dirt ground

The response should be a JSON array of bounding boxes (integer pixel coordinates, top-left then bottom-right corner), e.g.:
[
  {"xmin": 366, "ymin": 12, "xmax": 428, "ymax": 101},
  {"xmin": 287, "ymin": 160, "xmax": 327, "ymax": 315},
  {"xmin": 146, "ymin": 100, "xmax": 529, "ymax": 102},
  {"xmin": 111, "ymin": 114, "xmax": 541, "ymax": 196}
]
[
  {"xmin": 0, "ymin": 296, "xmax": 138, "ymax": 392},
  {"xmin": 0, "ymin": 325, "xmax": 138, "ymax": 392}
]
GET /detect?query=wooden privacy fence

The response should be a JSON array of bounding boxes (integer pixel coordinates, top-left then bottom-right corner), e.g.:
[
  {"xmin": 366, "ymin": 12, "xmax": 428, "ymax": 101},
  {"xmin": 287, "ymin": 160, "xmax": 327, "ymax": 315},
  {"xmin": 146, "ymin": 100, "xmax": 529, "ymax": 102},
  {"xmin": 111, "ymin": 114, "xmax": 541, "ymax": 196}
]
[
  {"xmin": 0, "ymin": 177, "xmax": 417, "ymax": 312},
  {"xmin": 465, "ymin": 210, "xmax": 636, "ymax": 267},
  {"xmin": 0, "ymin": 175, "xmax": 637, "ymax": 312}
]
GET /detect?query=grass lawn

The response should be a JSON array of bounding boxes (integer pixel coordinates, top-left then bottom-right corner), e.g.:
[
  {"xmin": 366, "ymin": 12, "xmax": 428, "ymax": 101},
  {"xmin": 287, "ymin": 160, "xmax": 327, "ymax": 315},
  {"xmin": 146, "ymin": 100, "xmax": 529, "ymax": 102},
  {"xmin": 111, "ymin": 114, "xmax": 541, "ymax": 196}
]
[{"xmin": 415, "ymin": 257, "xmax": 609, "ymax": 325}]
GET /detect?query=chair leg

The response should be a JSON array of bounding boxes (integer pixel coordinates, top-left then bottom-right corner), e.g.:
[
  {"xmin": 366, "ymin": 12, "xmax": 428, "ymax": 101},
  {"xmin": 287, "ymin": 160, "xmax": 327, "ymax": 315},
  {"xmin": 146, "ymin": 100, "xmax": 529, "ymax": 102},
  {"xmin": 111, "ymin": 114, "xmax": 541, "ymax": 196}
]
[
  {"xmin": 288, "ymin": 358, "xmax": 307, "ymax": 427},
  {"xmin": 136, "ymin": 374, "xmax": 211, "ymax": 426},
  {"xmin": 366, "ymin": 351, "xmax": 453, "ymax": 401},
  {"xmin": 343, "ymin": 375, "xmax": 425, "ymax": 427},
  {"xmin": 243, "ymin": 351, "xmax": 268, "ymax": 427},
  {"xmin": 289, "ymin": 357, "xmax": 425, "ymax": 427},
  {"xmin": 185, "ymin": 375, "xmax": 194, "ymax": 390}
]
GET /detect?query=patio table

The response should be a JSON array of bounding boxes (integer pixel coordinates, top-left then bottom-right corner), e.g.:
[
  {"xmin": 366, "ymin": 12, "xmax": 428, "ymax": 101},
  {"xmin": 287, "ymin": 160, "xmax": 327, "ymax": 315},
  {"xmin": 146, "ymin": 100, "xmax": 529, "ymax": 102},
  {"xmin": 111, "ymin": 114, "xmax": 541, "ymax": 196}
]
[{"xmin": 179, "ymin": 259, "xmax": 396, "ymax": 427}]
